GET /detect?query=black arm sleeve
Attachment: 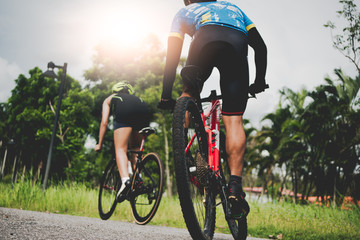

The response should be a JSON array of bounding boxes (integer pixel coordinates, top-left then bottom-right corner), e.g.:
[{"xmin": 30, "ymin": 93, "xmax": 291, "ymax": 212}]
[
  {"xmin": 161, "ymin": 36, "xmax": 184, "ymax": 99},
  {"xmin": 248, "ymin": 27, "xmax": 267, "ymax": 84}
]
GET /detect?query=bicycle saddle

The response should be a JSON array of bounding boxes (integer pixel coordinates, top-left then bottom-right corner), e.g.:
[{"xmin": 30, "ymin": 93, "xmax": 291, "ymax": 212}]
[{"xmin": 139, "ymin": 127, "xmax": 156, "ymax": 137}]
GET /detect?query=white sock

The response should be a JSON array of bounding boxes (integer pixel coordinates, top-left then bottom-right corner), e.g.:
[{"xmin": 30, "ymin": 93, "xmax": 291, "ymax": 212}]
[
  {"xmin": 118, "ymin": 177, "xmax": 130, "ymax": 195},
  {"xmin": 121, "ymin": 177, "xmax": 130, "ymax": 183}
]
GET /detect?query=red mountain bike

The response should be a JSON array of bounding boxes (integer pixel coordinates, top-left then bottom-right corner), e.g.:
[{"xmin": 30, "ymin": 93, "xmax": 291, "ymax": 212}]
[{"xmin": 172, "ymin": 66, "xmax": 268, "ymax": 240}]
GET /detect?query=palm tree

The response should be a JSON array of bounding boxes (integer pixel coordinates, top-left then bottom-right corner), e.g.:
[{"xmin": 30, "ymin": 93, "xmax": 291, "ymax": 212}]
[{"xmin": 302, "ymin": 69, "xmax": 360, "ymax": 205}]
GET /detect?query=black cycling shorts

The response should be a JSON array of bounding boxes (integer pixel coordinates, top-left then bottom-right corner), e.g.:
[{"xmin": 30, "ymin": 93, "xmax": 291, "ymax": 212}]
[
  {"xmin": 186, "ymin": 25, "xmax": 249, "ymax": 115},
  {"xmin": 111, "ymin": 93, "xmax": 151, "ymax": 131}
]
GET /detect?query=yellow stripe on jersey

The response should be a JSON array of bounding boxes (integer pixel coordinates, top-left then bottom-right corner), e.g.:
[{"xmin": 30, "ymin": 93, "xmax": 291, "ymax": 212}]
[
  {"xmin": 201, "ymin": 11, "xmax": 212, "ymax": 24},
  {"xmin": 246, "ymin": 23, "xmax": 255, "ymax": 31},
  {"xmin": 112, "ymin": 96, "xmax": 123, "ymax": 102},
  {"xmin": 169, "ymin": 32, "xmax": 184, "ymax": 41}
]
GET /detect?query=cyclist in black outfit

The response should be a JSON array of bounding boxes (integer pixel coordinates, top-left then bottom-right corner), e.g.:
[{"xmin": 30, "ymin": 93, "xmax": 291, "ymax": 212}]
[
  {"xmin": 158, "ymin": 0, "xmax": 268, "ymax": 218},
  {"xmin": 95, "ymin": 82, "xmax": 151, "ymax": 202}
]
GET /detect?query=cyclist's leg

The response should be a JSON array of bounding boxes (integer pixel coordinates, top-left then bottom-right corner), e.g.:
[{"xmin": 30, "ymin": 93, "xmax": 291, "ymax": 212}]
[
  {"xmin": 114, "ymin": 125, "xmax": 133, "ymax": 201},
  {"xmin": 216, "ymin": 27, "xmax": 250, "ymax": 217},
  {"xmin": 217, "ymin": 27, "xmax": 248, "ymax": 178},
  {"xmin": 181, "ymin": 27, "xmax": 214, "ymax": 99},
  {"xmin": 222, "ymin": 115, "xmax": 246, "ymax": 177},
  {"xmin": 222, "ymin": 115, "xmax": 249, "ymax": 217},
  {"xmin": 128, "ymin": 130, "xmax": 143, "ymax": 169},
  {"xmin": 113, "ymin": 126, "xmax": 132, "ymax": 178}
]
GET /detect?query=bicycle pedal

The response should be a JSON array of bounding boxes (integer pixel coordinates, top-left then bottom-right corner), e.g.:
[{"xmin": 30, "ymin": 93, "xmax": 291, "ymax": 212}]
[
  {"xmin": 228, "ymin": 195, "xmax": 239, "ymax": 201},
  {"xmin": 228, "ymin": 196, "xmax": 250, "ymax": 218}
]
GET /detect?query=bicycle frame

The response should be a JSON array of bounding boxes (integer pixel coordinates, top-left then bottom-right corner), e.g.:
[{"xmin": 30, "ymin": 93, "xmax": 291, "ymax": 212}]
[
  {"xmin": 185, "ymin": 90, "xmax": 222, "ymax": 173},
  {"xmin": 128, "ymin": 128, "xmax": 155, "ymax": 173},
  {"xmin": 129, "ymin": 136, "xmax": 146, "ymax": 162},
  {"xmin": 203, "ymin": 97, "xmax": 221, "ymax": 172}
]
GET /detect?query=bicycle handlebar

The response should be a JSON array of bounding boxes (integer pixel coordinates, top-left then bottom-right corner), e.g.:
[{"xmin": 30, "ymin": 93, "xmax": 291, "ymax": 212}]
[
  {"xmin": 200, "ymin": 90, "xmax": 222, "ymax": 103},
  {"xmin": 200, "ymin": 84, "xmax": 270, "ymax": 103}
]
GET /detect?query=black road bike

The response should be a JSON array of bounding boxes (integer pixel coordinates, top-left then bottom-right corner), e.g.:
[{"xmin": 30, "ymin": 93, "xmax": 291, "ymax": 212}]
[{"xmin": 98, "ymin": 127, "xmax": 164, "ymax": 225}]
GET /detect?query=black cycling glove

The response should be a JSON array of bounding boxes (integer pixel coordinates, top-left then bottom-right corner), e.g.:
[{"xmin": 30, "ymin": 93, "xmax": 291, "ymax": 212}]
[{"xmin": 249, "ymin": 81, "xmax": 269, "ymax": 97}]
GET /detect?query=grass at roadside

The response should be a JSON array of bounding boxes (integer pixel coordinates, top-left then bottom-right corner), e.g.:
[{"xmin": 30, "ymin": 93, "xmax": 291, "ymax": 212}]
[{"xmin": 1, "ymin": 180, "xmax": 359, "ymax": 240}]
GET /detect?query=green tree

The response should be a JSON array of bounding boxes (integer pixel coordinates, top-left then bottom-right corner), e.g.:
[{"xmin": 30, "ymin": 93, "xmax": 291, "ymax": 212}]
[
  {"xmin": 5, "ymin": 67, "xmax": 58, "ymax": 181},
  {"xmin": 325, "ymin": 0, "xmax": 360, "ymax": 74},
  {"xmin": 2, "ymin": 67, "xmax": 96, "ymax": 184}
]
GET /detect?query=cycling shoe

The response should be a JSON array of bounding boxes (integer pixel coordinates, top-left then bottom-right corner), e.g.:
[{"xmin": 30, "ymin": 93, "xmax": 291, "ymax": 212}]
[
  {"xmin": 116, "ymin": 179, "xmax": 131, "ymax": 203},
  {"xmin": 228, "ymin": 180, "xmax": 250, "ymax": 218}
]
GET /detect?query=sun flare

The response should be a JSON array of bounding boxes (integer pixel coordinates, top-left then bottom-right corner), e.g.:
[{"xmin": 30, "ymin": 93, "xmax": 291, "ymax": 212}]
[{"xmin": 98, "ymin": 9, "xmax": 152, "ymax": 47}]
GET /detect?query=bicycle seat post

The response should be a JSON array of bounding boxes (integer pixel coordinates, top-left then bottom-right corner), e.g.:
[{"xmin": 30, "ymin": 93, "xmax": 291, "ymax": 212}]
[{"xmin": 210, "ymin": 90, "xmax": 217, "ymax": 100}]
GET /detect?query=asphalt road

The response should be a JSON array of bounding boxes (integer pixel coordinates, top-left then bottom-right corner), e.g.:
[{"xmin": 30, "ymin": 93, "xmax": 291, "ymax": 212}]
[{"xmin": 0, "ymin": 207, "xmax": 267, "ymax": 240}]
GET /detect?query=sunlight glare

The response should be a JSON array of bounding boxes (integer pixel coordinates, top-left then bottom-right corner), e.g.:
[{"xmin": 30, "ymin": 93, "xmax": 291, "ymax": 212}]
[{"xmin": 98, "ymin": 10, "xmax": 151, "ymax": 47}]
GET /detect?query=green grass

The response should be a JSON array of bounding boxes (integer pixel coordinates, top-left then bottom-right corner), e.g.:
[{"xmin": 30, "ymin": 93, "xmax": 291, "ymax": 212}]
[
  {"xmin": 247, "ymin": 201, "xmax": 360, "ymax": 240},
  {"xmin": 1, "ymin": 180, "xmax": 359, "ymax": 240}
]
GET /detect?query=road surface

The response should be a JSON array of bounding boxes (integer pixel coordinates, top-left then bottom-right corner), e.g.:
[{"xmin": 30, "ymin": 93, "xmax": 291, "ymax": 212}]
[{"xmin": 0, "ymin": 207, "xmax": 267, "ymax": 240}]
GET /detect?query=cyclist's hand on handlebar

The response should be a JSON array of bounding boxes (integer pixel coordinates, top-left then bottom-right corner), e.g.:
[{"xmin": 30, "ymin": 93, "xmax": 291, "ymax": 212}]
[
  {"xmin": 157, "ymin": 98, "xmax": 176, "ymax": 111},
  {"xmin": 249, "ymin": 80, "xmax": 269, "ymax": 97}
]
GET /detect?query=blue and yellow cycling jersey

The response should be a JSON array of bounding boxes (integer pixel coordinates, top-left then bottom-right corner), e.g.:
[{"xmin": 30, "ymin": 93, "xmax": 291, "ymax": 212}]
[{"xmin": 170, "ymin": 1, "xmax": 255, "ymax": 40}]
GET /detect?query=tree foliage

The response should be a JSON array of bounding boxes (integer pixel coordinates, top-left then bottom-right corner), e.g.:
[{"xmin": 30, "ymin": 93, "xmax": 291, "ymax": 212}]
[
  {"xmin": 245, "ymin": 0, "xmax": 360, "ymax": 205},
  {"xmin": 0, "ymin": 67, "xmax": 96, "ymax": 183},
  {"xmin": 325, "ymin": 0, "xmax": 360, "ymax": 74}
]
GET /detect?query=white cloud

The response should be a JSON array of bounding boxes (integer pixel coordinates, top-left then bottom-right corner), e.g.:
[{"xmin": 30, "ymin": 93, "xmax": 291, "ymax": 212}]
[{"xmin": 0, "ymin": 57, "xmax": 21, "ymax": 102}]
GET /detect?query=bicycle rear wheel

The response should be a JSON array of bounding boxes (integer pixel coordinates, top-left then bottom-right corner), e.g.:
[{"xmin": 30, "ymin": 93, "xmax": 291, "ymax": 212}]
[
  {"xmin": 219, "ymin": 132, "xmax": 248, "ymax": 240},
  {"xmin": 173, "ymin": 97, "xmax": 216, "ymax": 240},
  {"xmin": 130, "ymin": 152, "xmax": 164, "ymax": 225},
  {"xmin": 98, "ymin": 160, "xmax": 121, "ymax": 220}
]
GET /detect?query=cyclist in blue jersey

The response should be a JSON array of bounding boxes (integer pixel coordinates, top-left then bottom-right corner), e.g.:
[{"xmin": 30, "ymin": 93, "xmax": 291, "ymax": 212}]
[{"xmin": 158, "ymin": 0, "xmax": 268, "ymax": 218}]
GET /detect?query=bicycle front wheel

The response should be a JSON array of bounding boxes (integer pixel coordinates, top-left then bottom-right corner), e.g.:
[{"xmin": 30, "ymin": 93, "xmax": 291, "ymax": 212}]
[
  {"xmin": 173, "ymin": 97, "xmax": 216, "ymax": 240},
  {"xmin": 130, "ymin": 152, "xmax": 164, "ymax": 225},
  {"xmin": 98, "ymin": 160, "xmax": 121, "ymax": 220}
]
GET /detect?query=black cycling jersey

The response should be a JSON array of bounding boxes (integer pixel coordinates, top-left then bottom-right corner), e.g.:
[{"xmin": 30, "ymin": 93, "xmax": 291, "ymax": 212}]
[
  {"xmin": 187, "ymin": 25, "xmax": 249, "ymax": 115},
  {"xmin": 111, "ymin": 93, "xmax": 151, "ymax": 130}
]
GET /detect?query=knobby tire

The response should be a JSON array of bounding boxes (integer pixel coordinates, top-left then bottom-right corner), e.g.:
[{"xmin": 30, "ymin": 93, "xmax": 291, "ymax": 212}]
[{"xmin": 172, "ymin": 97, "xmax": 216, "ymax": 240}]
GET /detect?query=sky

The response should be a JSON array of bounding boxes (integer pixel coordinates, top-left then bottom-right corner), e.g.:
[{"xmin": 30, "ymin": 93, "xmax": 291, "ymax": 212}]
[{"xmin": 0, "ymin": 0, "xmax": 358, "ymax": 127}]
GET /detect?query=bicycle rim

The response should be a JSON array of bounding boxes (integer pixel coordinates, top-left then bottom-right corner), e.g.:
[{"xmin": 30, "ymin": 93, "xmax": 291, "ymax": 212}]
[
  {"xmin": 219, "ymin": 133, "xmax": 247, "ymax": 240},
  {"xmin": 173, "ymin": 97, "xmax": 215, "ymax": 240},
  {"xmin": 98, "ymin": 160, "xmax": 121, "ymax": 220},
  {"xmin": 130, "ymin": 153, "xmax": 164, "ymax": 225}
]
